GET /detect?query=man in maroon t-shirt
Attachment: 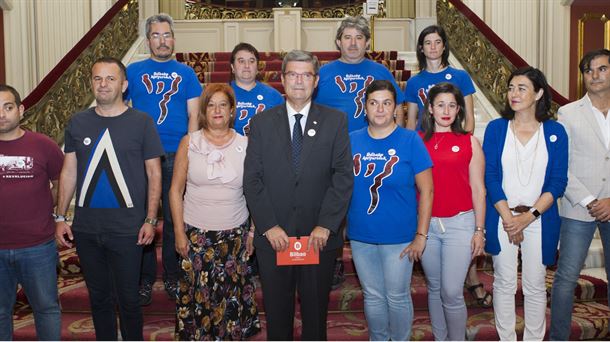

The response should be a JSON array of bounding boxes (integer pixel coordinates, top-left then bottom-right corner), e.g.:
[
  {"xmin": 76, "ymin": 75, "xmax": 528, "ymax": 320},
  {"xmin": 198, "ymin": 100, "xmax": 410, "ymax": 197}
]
[{"xmin": 0, "ymin": 84, "xmax": 64, "ymax": 340}]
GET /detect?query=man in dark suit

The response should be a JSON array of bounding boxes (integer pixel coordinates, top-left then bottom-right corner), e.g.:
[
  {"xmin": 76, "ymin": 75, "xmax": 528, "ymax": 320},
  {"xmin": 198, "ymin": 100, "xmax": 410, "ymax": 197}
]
[{"xmin": 244, "ymin": 50, "xmax": 353, "ymax": 340}]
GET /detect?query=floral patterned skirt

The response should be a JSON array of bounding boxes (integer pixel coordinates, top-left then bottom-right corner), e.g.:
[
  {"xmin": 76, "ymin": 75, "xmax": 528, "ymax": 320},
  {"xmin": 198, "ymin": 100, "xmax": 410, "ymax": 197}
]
[{"xmin": 175, "ymin": 221, "xmax": 260, "ymax": 341}]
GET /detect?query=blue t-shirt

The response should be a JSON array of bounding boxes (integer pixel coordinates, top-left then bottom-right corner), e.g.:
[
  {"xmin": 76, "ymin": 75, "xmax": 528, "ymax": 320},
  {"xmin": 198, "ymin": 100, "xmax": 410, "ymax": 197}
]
[
  {"xmin": 231, "ymin": 81, "xmax": 284, "ymax": 136},
  {"xmin": 125, "ymin": 59, "xmax": 202, "ymax": 152},
  {"xmin": 315, "ymin": 59, "xmax": 405, "ymax": 133},
  {"xmin": 404, "ymin": 66, "xmax": 475, "ymax": 130},
  {"xmin": 347, "ymin": 127, "xmax": 432, "ymax": 244}
]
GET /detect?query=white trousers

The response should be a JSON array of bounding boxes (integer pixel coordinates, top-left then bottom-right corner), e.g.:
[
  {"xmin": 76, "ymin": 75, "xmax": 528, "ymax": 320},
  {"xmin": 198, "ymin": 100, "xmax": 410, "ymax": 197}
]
[{"xmin": 492, "ymin": 218, "xmax": 546, "ymax": 341}]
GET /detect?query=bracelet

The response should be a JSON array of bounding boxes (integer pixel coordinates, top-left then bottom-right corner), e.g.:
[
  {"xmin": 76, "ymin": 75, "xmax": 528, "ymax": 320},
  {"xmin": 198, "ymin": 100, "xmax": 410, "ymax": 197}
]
[
  {"xmin": 474, "ymin": 226, "xmax": 485, "ymax": 233},
  {"xmin": 53, "ymin": 214, "xmax": 68, "ymax": 223},
  {"xmin": 415, "ymin": 232, "xmax": 428, "ymax": 240}
]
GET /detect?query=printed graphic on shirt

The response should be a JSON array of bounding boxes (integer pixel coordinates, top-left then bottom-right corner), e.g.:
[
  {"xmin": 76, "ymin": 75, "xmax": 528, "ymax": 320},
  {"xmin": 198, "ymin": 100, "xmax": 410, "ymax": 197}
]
[
  {"xmin": 0, "ymin": 155, "xmax": 34, "ymax": 179},
  {"xmin": 236, "ymin": 102, "xmax": 266, "ymax": 136},
  {"xmin": 353, "ymin": 152, "xmax": 399, "ymax": 214},
  {"xmin": 334, "ymin": 74, "xmax": 374, "ymax": 119},
  {"xmin": 417, "ymin": 84, "xmax": 436, "ymax": 108},
  {"xmin": 78, "ymin": 129, "xmax": 133, "ymax": 209},
  {"xmin": 140, "ymin": 72, "xmax": 182, "ymax": 125}
]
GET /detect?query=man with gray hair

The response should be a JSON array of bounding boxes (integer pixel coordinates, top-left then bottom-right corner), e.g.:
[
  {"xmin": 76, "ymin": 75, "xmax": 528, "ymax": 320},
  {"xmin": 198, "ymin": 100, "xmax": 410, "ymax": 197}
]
[
  {"xmin": 315, "ymin": 16, "xmax": 405, "ymax": 132},
  {"xmin": 125, "ymin": 13, "xmax": 202, "ymax": 306},
  {"xmin": 244, "ymin": 50, "xmax": 353, "ymax": 340},
  {"xmin": 314, "ymin": 15, "xmax": 405, "ymax": 288}
]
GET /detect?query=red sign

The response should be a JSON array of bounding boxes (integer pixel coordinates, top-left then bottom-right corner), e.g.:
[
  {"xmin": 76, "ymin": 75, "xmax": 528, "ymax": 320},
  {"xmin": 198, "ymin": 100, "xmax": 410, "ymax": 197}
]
[{"xmin": 276, "ymin": 236, "xmax": 320, "ymax": 265}]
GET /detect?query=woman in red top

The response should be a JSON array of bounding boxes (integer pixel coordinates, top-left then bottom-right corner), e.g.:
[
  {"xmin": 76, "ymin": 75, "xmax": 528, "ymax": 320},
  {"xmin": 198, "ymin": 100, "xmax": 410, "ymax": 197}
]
[{"xmin": 419, "ymin": 82, "xmax": 486, "ymax": 340}]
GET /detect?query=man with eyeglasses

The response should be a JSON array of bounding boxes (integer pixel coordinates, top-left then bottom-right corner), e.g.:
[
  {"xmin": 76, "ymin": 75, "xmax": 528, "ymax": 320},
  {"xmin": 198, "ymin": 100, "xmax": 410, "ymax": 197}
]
[
  {"xmin": 125, "ymin": 13, "xmax": 202, "ymax": 306},
  {"xmin": 244, "ymin": 50, "xmax": 353, "ymax": 340}
]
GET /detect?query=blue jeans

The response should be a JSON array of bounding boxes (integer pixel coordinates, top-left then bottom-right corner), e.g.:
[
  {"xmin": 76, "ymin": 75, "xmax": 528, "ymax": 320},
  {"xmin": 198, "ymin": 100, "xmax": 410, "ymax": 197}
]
[
  {"xmin": 550, "ymin": 218, "xmax": 610, "ymax": 340},
  {"xmin": 421, "ymin": 211, "xmax": 474, "ymax": 341},
  {"xmin": 0, "ymin": 239, "xmax": 60, "ymax": 341},
  {"xmin": 74, "ymin": 231, "xmax": 144, "ymax": 340},
  {"xmin": 351, "ymin": 240, "xmax": 414, "ymax": 341},
  {"xmin": 141, "ymin": 153, "xmax": 178, "ymax": 285}
]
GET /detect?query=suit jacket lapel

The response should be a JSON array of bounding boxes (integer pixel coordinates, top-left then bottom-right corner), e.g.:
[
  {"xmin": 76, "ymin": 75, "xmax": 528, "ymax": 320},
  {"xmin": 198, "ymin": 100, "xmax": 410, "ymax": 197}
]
[
  {"xmin": 298, "ymin": 103, "xmax": 322, "ymax": 178},
  {"xmin": 579, "ymin": 98, "xmax": 607, "ymax": 149},
  {"xmin": 272, "ymin": 105, "xmax": 294, "ymax": 166}
]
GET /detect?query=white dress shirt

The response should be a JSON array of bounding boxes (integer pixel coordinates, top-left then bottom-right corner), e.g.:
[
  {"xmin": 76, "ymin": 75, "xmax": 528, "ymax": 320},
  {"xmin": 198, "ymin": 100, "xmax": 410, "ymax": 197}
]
[{"xmin": 286, "ymin": 101, "xmax": 311, "ymax": 138}]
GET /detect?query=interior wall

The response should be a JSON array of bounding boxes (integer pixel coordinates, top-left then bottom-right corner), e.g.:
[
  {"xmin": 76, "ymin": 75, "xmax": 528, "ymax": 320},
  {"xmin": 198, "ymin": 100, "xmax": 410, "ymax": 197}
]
[
  {"xmin": 2, "ymin": 0, "xmax": 114, "ymax": 98},
  {"xmin": 460, "ymin": 0, "xmax": 571, "ymax": 98}
]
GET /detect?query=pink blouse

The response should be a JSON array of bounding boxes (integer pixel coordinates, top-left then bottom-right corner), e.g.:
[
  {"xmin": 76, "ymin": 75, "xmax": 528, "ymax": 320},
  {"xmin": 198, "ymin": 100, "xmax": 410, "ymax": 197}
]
[{"xmin": 182, "ymin": 130, "xmax": 249, "ymax": 230}]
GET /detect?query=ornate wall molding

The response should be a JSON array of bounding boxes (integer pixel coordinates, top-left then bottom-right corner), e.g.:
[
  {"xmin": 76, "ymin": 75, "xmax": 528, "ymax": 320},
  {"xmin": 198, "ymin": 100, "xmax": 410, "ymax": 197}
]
[
  {"xmin": 437, "ymin": 0, "xmax": 563, "ymax": 115},
  {"xmin": 184, "ymin": 2, "xmax": 380, "ymax": 20},
  {"xmin": 22, "ymin": 0, "xmax": 139, "ymax": 144}
]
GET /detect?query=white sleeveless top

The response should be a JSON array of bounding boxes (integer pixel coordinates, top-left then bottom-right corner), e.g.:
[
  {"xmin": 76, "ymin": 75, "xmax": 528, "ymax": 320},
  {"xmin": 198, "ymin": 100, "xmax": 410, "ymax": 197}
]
[{"xmin": 501, "ymin": 123, "xmax": 548, "ymax": 207}]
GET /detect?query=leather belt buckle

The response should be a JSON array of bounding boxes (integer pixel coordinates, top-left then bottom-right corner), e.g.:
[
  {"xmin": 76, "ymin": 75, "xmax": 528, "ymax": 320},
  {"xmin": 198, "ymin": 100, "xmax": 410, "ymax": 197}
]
[{"xmin": 510, "ymin": 205, "xmax": 531, "ymax": 213}]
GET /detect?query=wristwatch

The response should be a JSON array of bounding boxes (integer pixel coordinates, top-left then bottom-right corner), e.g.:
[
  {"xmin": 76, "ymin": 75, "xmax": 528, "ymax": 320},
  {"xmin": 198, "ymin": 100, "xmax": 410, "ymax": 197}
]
[
  {"xmin": 144, "ymin": 217, "xmax": 158, "ymax": 226},
  {"xmin": 53, "ymin": 214, "xmax": 67, "ymax": 222},
  {"xmin": 529, "ymin": 207, "xmax": 541, "ymax": 218}
]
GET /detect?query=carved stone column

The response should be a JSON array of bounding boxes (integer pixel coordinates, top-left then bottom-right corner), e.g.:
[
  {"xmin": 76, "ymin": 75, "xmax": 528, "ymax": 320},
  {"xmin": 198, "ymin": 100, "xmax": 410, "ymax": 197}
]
[
  {"xmin": 274, "ymin": 7, "xmax": 302, "ymax": 52},
  {"xmin": 386, "ymin": 0, "xmax": 415, "ymax": 18}
]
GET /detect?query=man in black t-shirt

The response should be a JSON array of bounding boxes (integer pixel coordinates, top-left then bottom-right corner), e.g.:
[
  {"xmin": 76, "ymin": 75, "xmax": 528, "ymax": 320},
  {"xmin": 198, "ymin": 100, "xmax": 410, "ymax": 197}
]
[{"xmin": 55, "ymin": 57, "xmax": 163, "ymax": 340}]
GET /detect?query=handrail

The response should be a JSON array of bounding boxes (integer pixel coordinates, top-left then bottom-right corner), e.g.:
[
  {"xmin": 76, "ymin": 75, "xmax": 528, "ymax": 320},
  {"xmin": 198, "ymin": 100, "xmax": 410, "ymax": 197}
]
[
  {"xmin": 21, "ymin": 0, "xmax": 139, "ymax": 144},
  {"xmin": 437, "ymin": 0, "xmax": 568, "ymax": 115}
]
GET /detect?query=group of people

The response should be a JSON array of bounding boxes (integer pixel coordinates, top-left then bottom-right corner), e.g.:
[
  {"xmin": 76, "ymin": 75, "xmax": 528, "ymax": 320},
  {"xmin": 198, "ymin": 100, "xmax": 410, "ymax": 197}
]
[{"xmin": 1, "ymin": 11, "xmax": 609, "ymax": 342}]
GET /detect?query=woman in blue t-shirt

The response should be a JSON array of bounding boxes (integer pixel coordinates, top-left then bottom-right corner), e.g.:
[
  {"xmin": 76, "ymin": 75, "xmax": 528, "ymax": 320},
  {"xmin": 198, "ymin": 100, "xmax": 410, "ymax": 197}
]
[
  {"xmin": 405, "ymin": 25, "xmax": 476, "ymax": 133},
  {"xmin": 348, "ymin": 80, "xmax": 433, "ymax": 341}
]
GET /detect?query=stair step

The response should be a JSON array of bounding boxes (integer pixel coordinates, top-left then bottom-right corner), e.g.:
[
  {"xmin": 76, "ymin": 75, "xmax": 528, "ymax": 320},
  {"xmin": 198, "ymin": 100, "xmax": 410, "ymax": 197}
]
[
  {"xmin": 176, "ymin": 51, "xmax": 399, "ymax": 62},
  {"xmin": 183, "ymin": 59, "xmax": 407, "ymax": 73},
  {"xmin": 194, "ymin": 69, "xmax": 411, "ymax": 84}
]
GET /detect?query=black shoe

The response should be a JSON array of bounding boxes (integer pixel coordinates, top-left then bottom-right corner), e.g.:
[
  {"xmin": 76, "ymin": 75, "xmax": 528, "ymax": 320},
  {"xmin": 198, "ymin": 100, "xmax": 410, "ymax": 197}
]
[
  {"xmin": 331, "ymin": 259, "xmax": 345, "ymax": 290},
  {"xmin": 164, "ymin": 280, "xmax": 178, "ymax": 300},
  {"xmin": 139, "ymin": 283, "xmax": 153, "ymax": 306}
]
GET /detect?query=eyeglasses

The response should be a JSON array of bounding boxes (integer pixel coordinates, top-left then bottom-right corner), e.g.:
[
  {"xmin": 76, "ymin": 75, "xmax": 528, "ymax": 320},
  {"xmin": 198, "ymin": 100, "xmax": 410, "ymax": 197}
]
[
  {"xmin": 149, "ymin": 32, "xmax": 173, "ymax": 40},
  {"xmin": 283, "ymin": 71, "xmax": 316, "ymax": 81}
]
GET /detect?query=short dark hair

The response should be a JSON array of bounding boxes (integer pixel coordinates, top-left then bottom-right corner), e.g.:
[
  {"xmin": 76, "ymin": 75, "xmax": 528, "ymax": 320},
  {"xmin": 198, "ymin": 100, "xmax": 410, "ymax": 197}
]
[
  {"xmin": 198, "ymin": 83, "xmax": 235, "ymax": 130},
  {"xmin": 364, "ymin": 80, "xmax": 397, "ymax": 123},
  {"xmin": 421, "ymin": 82, "xmax": 468, "ymax": 141},
  {"xmin": 416, "ymin": 25, "xmax": 450, "ymax": 71},
  {"xmin": 230, "ymin": 42, "xmax": 260, "ymax": 65},
  {"xmin": 579, "ymin": 49, "xmax": 610, "ymax": 74},
  {"xmin": 0, "ymin": 84, "xmax": 22, "ymax": 106},
  {"xmin": 501, "ymin": 66, "xmax": 553, "ymax": 122},
  {"xmin": 92, "ymin": 57, "xmax": 127, "ymax": 80},
  {"xmin": 365, "ymin": 80, "xmax": 396, "ymax": 102}
]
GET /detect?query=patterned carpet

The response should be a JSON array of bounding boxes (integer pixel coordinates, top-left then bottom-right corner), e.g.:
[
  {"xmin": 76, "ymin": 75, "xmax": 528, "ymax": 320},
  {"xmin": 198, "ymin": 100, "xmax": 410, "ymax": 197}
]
[{"xmin": 12, "ymin": 233, "xmax": 610, "ymax": 340}]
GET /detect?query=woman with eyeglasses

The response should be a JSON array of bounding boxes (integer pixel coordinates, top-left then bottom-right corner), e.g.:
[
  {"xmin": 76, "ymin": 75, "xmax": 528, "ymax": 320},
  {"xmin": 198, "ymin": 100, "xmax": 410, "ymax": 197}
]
[
  {"xmin": 483, "ymin": 67, "xmax": 568, "ymax": 340},
  {"xmin": 419, "ymin": 82, "xmax": 486, "ymax": 340},
  {"xmin": 170, "ymin": 84, "xmax": 260, "ymax": 340},
  {"xmin": 348, "ymin": 80, "xmax": 433, "ymax": 340}
]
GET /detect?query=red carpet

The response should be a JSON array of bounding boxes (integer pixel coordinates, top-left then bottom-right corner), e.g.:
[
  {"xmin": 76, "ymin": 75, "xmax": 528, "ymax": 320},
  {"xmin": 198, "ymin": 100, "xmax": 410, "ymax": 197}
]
[{"xmin": 176, "ymin": 50, "xmax": 410, "ymax": 93}]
